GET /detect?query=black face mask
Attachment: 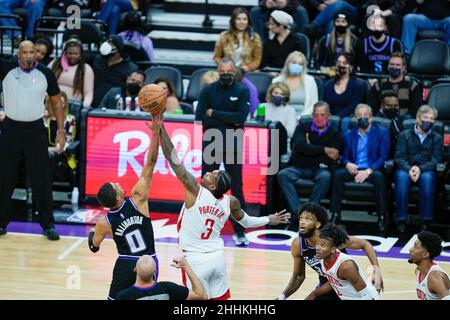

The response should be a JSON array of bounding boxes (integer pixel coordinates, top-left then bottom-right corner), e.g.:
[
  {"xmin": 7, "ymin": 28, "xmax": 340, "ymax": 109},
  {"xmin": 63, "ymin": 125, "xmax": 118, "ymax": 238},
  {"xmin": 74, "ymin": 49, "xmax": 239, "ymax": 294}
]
[
  {"xmin": 335, "ymin": 25, "xmax": 347, "ymax": 35},
  {"xmin": 420, "ymin": 121, "xmax": 433, "ymax": 133},
  {"xmin": 219, "ymin": 73, "xmax": 234, "ymax": 87},
  {"xmin": 357, "ymin": 117, "xmax": 370, "ymax": 129},
  {"xmin": 126, "ymin": 82, "xmax": 142, "ymax": 96},
  {"xmin": 383, "ymin": 108, "xmax": 398, "ymax": 119},
  {"xmin": 371, "ymin": 30, "xmax": 384, "ymax": 39},
  {"xmin": 337, "ymin": 65, "xmax": 348, "ymax": 76},
  {"xmin": 388, "ymin": 67, "xmax": 402, "ymax": 79}
]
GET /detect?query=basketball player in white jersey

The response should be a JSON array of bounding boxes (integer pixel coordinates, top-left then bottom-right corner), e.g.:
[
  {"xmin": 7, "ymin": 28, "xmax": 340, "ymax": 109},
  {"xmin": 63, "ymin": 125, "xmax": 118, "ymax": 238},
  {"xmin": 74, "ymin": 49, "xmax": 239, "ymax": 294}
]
[
  {"xmin": 158, "ymin": 121, "xmax": 291, "ymax": 300},
  {"xmin": 408, "ymin": 231, "xmax": 450, "ymax": 300},
  {"xmin": 316, "ymin": 223, "xmax": 379, "ymax": 300}
]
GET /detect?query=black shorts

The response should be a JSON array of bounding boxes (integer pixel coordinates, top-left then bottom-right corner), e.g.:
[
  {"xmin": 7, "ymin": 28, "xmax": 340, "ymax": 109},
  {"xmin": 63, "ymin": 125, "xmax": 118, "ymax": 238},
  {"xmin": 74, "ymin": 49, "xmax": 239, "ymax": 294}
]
[{"xmin": 108, "ymin": 254, "xmax": 159, "ymax": 300}]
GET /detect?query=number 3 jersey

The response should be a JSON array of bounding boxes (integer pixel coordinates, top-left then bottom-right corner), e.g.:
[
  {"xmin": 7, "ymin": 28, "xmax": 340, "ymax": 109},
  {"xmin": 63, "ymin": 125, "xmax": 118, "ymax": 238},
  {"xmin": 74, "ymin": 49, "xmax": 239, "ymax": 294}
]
[
  {"xmin": 105, "ymin": 198, "xmax": 156, "ymax": 256},
  {"xmin": 177, "ymin": 186, "xmax": 231, "ymax": 253}
]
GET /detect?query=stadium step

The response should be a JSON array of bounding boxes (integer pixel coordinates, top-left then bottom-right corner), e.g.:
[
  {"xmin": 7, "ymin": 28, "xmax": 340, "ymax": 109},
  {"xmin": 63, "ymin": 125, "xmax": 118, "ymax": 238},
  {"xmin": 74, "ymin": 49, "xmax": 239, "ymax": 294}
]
[
  {"xmin": 149, "ymin": 10, "xmax": 229, "ymax": 33},
  {"xmin": 163, "ymin": 0, "xmax": 257, "ymax": 15},
  {"xmin": 149, "ymin": 29, "xmax": 219, "ymax": 51}
]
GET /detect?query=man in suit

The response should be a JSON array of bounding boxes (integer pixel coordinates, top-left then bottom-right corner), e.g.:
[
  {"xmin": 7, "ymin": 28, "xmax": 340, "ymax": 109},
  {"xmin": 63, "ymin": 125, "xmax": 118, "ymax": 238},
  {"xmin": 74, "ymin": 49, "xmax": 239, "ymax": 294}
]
[{"xmin": 330, "ymin": 104, "xmax": 390, "ymax": 232}]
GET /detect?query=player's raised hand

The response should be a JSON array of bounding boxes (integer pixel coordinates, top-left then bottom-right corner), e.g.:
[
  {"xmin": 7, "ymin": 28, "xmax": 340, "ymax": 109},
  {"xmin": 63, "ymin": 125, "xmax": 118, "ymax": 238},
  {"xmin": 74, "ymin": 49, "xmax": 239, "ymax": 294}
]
[
  {"xmin": 267, "ymin": 209, "xmax": 291, "ymax": 225},
  {"xmin": 171, "ymin": 255, "xmax": 189, "ymax": 269},
  {"xmin": 144, "ymin": 113, "xmax": 164, "ymax": 132}
]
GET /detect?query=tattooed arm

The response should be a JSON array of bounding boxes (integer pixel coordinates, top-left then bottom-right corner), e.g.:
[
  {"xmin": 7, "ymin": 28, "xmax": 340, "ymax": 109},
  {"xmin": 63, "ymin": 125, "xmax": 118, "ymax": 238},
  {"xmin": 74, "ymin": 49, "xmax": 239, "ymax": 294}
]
[{"xmin": 159, "ymin": 124, "xmax": 200, "ymax": 208}]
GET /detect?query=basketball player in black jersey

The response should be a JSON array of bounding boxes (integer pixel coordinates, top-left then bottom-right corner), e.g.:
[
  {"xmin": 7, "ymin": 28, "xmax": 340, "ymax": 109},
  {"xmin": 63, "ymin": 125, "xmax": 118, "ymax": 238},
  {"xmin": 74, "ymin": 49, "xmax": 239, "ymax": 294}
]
[
  {"xmin": 277, "ymin": 203, "xmax": 384, "ymax": 300},
  {"xmin": 88, "ymin": 114, "xmax": 163, "ymax": 300}
]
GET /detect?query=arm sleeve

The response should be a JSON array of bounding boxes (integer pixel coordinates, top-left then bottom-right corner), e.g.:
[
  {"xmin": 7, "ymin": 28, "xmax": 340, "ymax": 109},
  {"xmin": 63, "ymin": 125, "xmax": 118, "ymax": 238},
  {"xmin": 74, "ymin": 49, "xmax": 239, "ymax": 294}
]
[
  {"xmin": 213, "ymin": 35, "xmax": 224, "ymax": 65},
  {"xmin": 292, "ymin": 123, "xmax": 325, "ymax": 156},
  {"xmin": 370, "ymin": 127, "xmax": 390, "ymax": 170},
  {"xmin": 341, "ymin": 133, "xmax": 352, "ymax": 166},
  {"xmin": 246, "ymin": 33, "xmax": 263, "ymax": 71},
  {"xmin": 143, "ymin": 37, "xmax": 155, "ymax": 62},
  {"xmin": 419, "ymin": 134, "xmax": 442, "ymax": 172},
  {"xmin": 82, "ymin": 64, "xmax": 95, "ymax": 107},
  {"xmin": 395, "ymin": 131, "xmax": 411, "ymax": 171}
]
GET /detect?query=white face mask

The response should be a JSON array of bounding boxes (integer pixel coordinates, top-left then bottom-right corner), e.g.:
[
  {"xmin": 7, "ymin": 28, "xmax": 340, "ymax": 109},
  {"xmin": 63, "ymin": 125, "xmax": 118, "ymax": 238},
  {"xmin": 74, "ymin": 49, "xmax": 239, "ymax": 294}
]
[{"xmin": 100, "ymin": 42, "xmax": 113, "ymax": 56}]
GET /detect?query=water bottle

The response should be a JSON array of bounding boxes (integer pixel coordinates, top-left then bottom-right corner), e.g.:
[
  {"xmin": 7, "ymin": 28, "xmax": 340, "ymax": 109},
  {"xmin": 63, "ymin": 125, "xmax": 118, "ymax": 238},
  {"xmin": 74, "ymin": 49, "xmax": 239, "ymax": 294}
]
[
  {"xmin": 125, "ymin": 96, "xmax": 132, "ymax": 111},
  {"xmin": 71, "ymin": 187, "xmax": 79, "ymax": 204},
  {"xmin": 115, "ymin": 94, "xmax": 123, "ymax": 110},
  {"xmin": 256, "ymin": 103, "xmax": 266, "ymax": 122},
  {"xmin": 174, "ymin": 109, "xmax": 184, "ymax": 115}
]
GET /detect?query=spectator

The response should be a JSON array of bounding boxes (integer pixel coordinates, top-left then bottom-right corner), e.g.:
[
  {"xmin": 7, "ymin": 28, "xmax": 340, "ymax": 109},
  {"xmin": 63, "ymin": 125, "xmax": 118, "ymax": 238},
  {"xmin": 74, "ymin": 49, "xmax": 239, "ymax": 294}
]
[
  {"xmin": 356, "ymin": 14, "xmax": 402, "ymax": 75},
  {"xmin": 214, "ymin": 7, "xmax": 263, "ymax": 72},
  {"xmin": 402, "ymin": 0, "xmax": 450, "ymax": 56},
  {"xmin": 235, "ymin": 68, "xmax": 260, "ymax": 116},
  {"xmin": 258, "ymin": 82, "xmax": 297, "ymax": 138},
  {"xmin": 368, "ymin": 52, "xmax": 422, "ymax": 116},
  {"xmin": 195, "ymin": 57, "xmax": 250, "ymax": 246},
  {"xmin": 92, "ymin": 35, "xmax": 138, "ymax": 107},
  {"xmin": 97, "ymin": 0, "xmax": 136, "ymax": 35},
  {"xmin": 192, "ymin": 71, "xmax": 220, "ymax": 112},
  {"xmin": 324, "ymin": 52, "xmax": 365, "ymax": 133},
  {"xmin": 0, "ymin": 0, "xmax": 46, "ymax": 38},
  {"xmin": 260, "ymin": 10, "xmax": 304, "ymax": 69},
  {"xmin": 277, "ymin": 101, "xmax": 343, "ymax": 230},
  {"xmin": 43, "ymin": 91, "xmax": 78, "ymax": 192},
  {"xmin": 394, "ymin": 105, "xmax": 442, "ymax": 234},
  {"xmin": 30, "ymin": 34, "xmax": 54, "ymax": 65},
  {"xmin": 116, "ymin": 255, "xmax": 208, "ymax": 300},
  {"xmin": 119, "ymin": 10, "xmax": 155, "ymax": 62},
  {"xmin": 375, "ymin": 90, "xmax": 410, "ymax": 157},
  {"xmin": 330, "ymin": 104, "xmax": 390, "ymax": 232},
  {"xmin": 305, "ymin": 0, "xmax": 358, "ymax": 38},
  {"xmin": 48, "ymin": 37, "xmax": 95, "ymax": 107},
  {"xmin": 273, "ymin": 50, "xmax": 319, "ymax": 118},
  {"xmin": 361, "ymin": 1, "xmax": 405, "ymax": 39},
  {"xmin": 316, "ymin": 11, "xmax": 358, "ymax": 67},
  {"xmin": 98, "ymin": 69, "xmax": 144, "ymax": 111},
  {"xmin": 250, "ymin": 0, "xmax": 309, "ymax": 42},
  {"xmin": 0, "ymin": 41, "xmax": 65, "ymax": 240},
  {"xmin": 154, "ymin": 77, "xmax": 182, "ymax": 115}
]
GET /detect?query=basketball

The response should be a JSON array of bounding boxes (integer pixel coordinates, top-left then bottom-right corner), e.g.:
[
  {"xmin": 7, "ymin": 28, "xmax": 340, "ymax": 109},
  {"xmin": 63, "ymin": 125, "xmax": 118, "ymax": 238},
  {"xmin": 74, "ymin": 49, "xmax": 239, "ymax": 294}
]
[{"xmin": 138, "ymin": 84, "xmax": 167, "ymax": 114}]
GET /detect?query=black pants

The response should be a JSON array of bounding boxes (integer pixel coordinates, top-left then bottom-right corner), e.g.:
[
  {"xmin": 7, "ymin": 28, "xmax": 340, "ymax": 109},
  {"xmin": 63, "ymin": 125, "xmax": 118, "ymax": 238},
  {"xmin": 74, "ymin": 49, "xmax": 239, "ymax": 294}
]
[
  {"xmin": 330, "ymin": 168, "xmax": 387, "ymax": 217},
  {"xmin": 202, "ymin": 138, "xmax": 246, "ymax": 234},
  {"xmin": 0, "ymin": 117, "xmax": 54, "ymax": 229}
]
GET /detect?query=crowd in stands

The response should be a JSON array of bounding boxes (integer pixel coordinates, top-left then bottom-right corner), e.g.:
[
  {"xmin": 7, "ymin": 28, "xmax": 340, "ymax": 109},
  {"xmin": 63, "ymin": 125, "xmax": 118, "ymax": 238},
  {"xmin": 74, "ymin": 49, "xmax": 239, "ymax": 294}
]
[{"xmin": 1, "ymin": 0, "xmax": 450, "ymax": 237}]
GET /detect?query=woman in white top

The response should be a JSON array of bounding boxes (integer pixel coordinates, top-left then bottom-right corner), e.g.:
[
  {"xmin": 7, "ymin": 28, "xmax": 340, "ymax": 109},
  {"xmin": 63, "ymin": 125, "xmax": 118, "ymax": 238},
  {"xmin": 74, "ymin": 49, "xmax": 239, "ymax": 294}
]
[
  {"xmin": 273, "ymin": 51, "xmax": 318, "ymax": 119},
  {"xmin": 258, "ymin": 82, "xmax": 297, "ymax": 139}
]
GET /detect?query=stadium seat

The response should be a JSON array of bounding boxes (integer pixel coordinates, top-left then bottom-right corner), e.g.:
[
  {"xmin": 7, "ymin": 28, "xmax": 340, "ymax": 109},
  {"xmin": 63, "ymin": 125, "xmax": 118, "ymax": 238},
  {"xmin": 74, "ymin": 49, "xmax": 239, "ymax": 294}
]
[
  {"xmin": 184, "ymin": 68, "xmax": 215, "ymax": 103},
  {"xmin": 179, "ymin": 101, "xmax": 194, "ymax": 114},
  {"xmin": 416, "ymin": 29, "xmax": 445, "ymax": 42},
  {"xmin": 296, "ymin": 32, "xmax": 311, "ymax": 63},
  {"xmin": 408, "ymin": 40, "xmax": 450, "ymax": 78},
  {"xmin": 245, "ymin": 72, "xmax": 274, "ymax": 102},
  {"xmin": 314, "ymin": 76, "xmax": 324, "ymax": 100},
  {"xmin": 144, "ymin": 66, "xmax": 183, "ymax": 99},
  {"xmin": 427, "ymin": 83, "xmax": 450, "ymax": 122}
]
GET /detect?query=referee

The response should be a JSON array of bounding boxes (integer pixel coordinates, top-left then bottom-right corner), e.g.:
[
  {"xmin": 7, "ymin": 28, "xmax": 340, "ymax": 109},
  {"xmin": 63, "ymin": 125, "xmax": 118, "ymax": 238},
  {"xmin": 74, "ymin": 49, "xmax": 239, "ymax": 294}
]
[{"xmin": 0, "ymin": 41, "xmax": 65, "ymax": 240}]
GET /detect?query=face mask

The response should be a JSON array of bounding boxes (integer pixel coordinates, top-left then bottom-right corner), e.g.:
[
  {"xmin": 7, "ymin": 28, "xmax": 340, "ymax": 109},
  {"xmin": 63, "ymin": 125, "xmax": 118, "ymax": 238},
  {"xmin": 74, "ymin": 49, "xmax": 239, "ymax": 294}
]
[
  {"xmin": 288, "ymin": 63, "xmax": 303, "ymax": 76},
  {"xmin": 100, "ymin": 42, "xmax": 118, "ymax": 56},
  {"xmin": 420, "ymin": 121, "xmax": 433, "ymax": 133},
  {"xmin": 357, "ymin": 117, "xmax": 370, "ymax": 129},
  {"xmin": 127, "ymin": 82, "xmax": 142, "ymax": 96},
  {"xmin": 383, "ymin": 108, "xmax": 398, "ymax": 119},
  {"xmin": 271, "ymin": 95, "xmax": 285, "ymax": 106},
  {"xmin": 219, "ymin": 73, "xmax": 234, "ymax": 87},
  {"xmin": 313, "ymin": 116, "xmax": 328, "ymax": 128},
  {"xmin": 335, "ymin": 25, "xmax": 347, "ymax": 35},
  {"xmin": 388, "ymin": 67, "xmax": 402, "ymax": 78},
  {"xmin": 371, "ymin": 30, "xmax": 384, "ymax": 39},
  {"xmin": 337, "ymin": 65, "xmax": 348, "ymax": 76}
]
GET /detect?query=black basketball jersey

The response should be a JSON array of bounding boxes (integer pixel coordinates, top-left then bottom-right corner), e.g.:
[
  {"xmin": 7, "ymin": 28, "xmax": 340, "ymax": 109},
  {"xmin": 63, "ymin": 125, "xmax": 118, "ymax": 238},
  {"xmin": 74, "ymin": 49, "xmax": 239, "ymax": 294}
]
[
  {"xmin": 105, "ymin": 198, "xmax": 155, "ymax": 256},
  {"xmin": 299, "ymin": 235, "xmax": 348, "ymax": 286},
  {"xmin": 361, "ymin": 36, "xmax": 401, "ymax": 74}
]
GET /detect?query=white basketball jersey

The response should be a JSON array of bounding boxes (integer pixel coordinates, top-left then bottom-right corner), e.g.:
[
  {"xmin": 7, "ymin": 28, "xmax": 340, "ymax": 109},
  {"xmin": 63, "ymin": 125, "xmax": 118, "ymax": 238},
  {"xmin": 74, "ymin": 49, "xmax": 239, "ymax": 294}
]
[
  {"xmin": 320, "ymin": 250, "xmax": 379, "ymax": 300},
  {"xmin": 177, "ymin": 186, "xmax": 231, "ymax": 253},
  {"xmin": 416, "ymin": 264, "xmax": 450, "ymax": 300}
]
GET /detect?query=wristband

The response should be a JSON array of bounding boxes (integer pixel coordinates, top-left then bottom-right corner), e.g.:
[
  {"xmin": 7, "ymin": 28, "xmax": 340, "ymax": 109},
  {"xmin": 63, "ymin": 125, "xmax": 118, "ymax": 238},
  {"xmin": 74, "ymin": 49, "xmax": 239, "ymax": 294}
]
[{"xmin": 88, "ymin": 231, "xmax": 100, "ymax": 253}]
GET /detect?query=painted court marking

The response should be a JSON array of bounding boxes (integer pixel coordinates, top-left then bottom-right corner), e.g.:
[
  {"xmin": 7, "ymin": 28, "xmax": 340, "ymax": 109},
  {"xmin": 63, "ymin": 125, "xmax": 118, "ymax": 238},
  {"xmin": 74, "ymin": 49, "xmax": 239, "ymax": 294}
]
[{"xmin": 57, "ymin": 238, "xmax": 85, "ymax": 261}]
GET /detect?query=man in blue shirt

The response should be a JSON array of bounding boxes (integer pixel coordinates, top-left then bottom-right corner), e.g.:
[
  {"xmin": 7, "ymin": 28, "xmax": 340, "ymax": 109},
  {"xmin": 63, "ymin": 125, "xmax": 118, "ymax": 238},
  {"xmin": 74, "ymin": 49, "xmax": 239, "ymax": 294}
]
[
  {"xmin": 394, "ymin": 105, "xmax": 442, "ymax": 234},
  {"xmin": 330, "ymin": 104, "xmax": 390, "ymax": 232}
]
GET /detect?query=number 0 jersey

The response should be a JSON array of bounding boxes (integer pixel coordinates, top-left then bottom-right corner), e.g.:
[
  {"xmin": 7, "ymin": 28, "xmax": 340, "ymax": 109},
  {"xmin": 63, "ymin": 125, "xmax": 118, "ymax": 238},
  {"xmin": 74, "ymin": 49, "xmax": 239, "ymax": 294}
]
[
  {"xmin": 177, "ymin": 186, "xmax": 231, "ymax": 253},
  {"xmin": 105, "ymin": 198, "xmax": 156, "ymax": 256}
]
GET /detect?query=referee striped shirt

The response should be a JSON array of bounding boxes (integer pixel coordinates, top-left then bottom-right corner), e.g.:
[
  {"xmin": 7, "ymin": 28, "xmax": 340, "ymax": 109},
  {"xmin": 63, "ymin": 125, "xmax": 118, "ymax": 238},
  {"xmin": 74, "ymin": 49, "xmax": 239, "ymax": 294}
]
[{"xmin": 0, "ymin": 59, "xmax": 60, "ymax": 122}]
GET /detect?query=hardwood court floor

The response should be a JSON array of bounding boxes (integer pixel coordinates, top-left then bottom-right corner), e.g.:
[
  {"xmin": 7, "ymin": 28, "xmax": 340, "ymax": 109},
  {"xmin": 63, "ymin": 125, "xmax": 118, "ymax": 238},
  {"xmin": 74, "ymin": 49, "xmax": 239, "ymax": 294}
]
[{"xmin": 0, "ymin": 233, "xmax": 448, "ymax": 300}]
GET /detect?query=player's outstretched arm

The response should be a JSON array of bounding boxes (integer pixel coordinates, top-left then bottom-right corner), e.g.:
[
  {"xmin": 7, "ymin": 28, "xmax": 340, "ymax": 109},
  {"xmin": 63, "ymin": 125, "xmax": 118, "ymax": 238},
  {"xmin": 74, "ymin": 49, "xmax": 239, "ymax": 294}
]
[
  {"xmin": 277, "ymin": 237, "xmax": 306, "ymax": 300},
  {"xmin": 345, "ymin": 236, "xmax": 384, "ymax": 292},
  {"xmin": 159, "ymin": 124, "xmax": 200, "ymax": 200},
  {"xmin": 131, "ymin": 115, "xmax": 162, "ymax": 214},
  {"xmin": 172, "ymin": 256, "xmax": 208, "ymax": 300},
  {"xmin": 88, "ymin": 217, "xmax": 112, "ymax": 253},
  {"xmin": 338, "ymin": 260, "xmax": 374, "ymax": 300},
  {"xmin": 428, "ymin": 271, "xmax": 450, "ymax": 300},
  {"xmin": 229, "ymin": 196, "xmax": 291, "ymax": 228}
]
